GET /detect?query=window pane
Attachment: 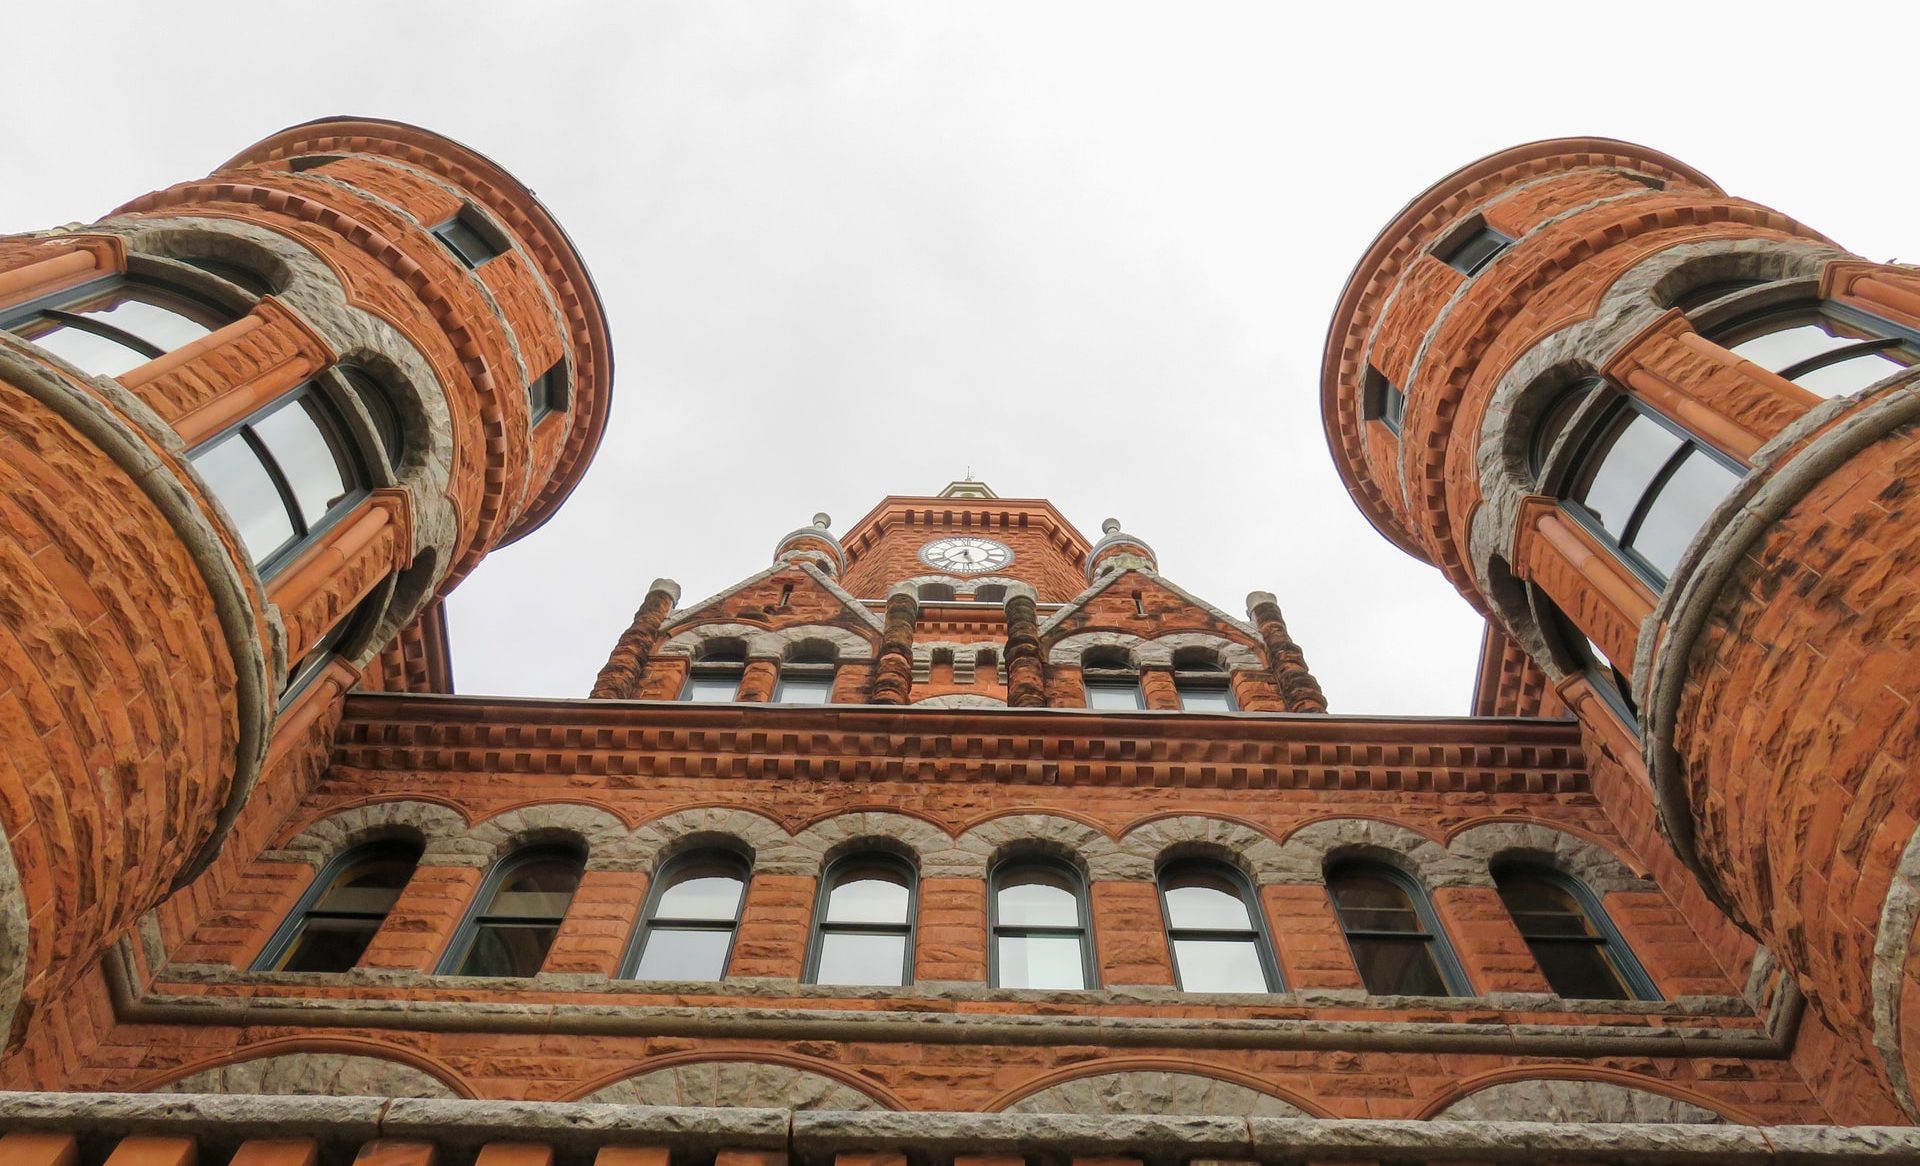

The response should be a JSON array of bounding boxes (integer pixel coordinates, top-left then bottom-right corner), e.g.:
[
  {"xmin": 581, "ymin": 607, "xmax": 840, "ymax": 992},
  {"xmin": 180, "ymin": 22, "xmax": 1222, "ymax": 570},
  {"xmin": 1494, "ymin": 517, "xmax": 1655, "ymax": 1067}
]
[
  {"xmin": 455, "ymin": 922, "xmax": 558, "ymax": 977},
  {"xmin": 632, "ymin": 927, "xmax": 733, "ymax": 981},
  {"xmin": 1573, "ymin": 411, "xmax": 1683, "ymax": 540},
  {"xmin": 1445, "ymin": 229, "xmax": 1508, "ymax": 275},
  {"xmin": 1729, "ymin": 321, "xmax": 1858, "ymax": 371},
  {"xmin": 276, "ymin": 917, "xmax": 380, "ymax": 973},
  {"xmin": 1351, "ymin": 936, "xmax": 1449, "ymax": 996},
  {"xmin": 1177, "ymin": 685, "xmax": 1235, "ymax": 712},
  {"xmin": 813, "ymin": 931, "xmax": 907, "ymax": 986},
  {"xmin": 655, "ymin": 867, "xmax": 744, "ymax": 921},
  {"xmin": 1627, "ymin": 450, "xmax": 1739, "ymax": 578},
  {"xmin": 825, "ymin": 869, "xmax": 909, "ymax": 924},
  {"xmin": 81, "ymin": 294, "xmax": 215, "ymax": 352},
  {"xmin": 684, "ymin": 673, "xmax": 740, "ymax": 701},
  {"xmin": 774, "ymin": 674, "xmax": 833, "ymax": 704},
  {"xmin": 1794, "ymin": 350, "xmax": 1909, "ymax": 397},
  {"xmin": 996, "ymin": 870, "xmax": 1080, "ymax": 927},
  {"xmin": 1173, "ymin": 938, "xmax": 1268, "ymax": 992},
  {"xmin": 1163, "ymin": 879, "xmax": 1253, "ymax": 931},
  {"xmin": 1085, "ymin": 680, "xmax": 1143, "ymax": 710},
  {"xmin": 191, "ymin": 434, "xmax": 295, "ymax": 562},
  {"xmin": 312, "ymin": 853, "xmax": 417, "ymax": 913},
  {"xmin": 1330, "ymin": 876, "xmax": 1427, "ymax": 934},
  {"xmin": 252, "ymin": 396, "xmax": 352, "ymax": 528},
  {"xmin": 1531, "ymin": 939, "xmax": 1634, "ymax": 1000},
  {"xmin": 996, "ymin": 934, "xmax": 1086, "ymax": 989},
  {"xmin": 16, "ymin": 319, "xmax": 154, "ymax": 376}
]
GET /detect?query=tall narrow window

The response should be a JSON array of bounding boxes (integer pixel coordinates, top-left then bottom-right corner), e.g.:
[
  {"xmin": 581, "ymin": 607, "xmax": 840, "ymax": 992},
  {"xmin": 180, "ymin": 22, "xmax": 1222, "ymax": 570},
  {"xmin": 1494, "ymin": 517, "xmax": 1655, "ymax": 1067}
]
[
  {"xmin": 1535, "ymin": 588, "xmax": 1637, "ymax": 728},
  {"xmin": 1494, "ymin": 864, "xmax": 1657, "ymax": 1001},
  {"xmin": 441, "ymin": 845, "xmax": 584, "ymax": 978},
  {"xmin": 991, "ymin": 857, "xmax": 1094, "ymax": 989},
  {"xmin": 1438, "ymin": 220, "xmax": 1513, "ymax": 276},
  {"xmin": 1363, "ymin": 366, "xmax": 1406, "ymax": 435},
  {"xmin": 1563, "ymin": 398, "xmax": 1741, "ymax": 584},
  {"xmin": 807, "ymin": 854, "xmax": 915, "ymax": 987},
  {"xmin": 1172, "ymin": 649, "xmax": 1237, "ymax": 712},
  {"xmin": 528, "ymin": 358, "xmax": 567, "ymax": 423},
  {"xmin": 1082, "ymin": 648, "xmax": 1143, "ymax": 710},
  {"xmin": 432, "ymin": 205, "xmax": 506, "ymax": 269},
  {"xmin": 624, "ymin": 850, "xmax": 749, "ymax": 982},
  {"xmin": 189, "ymin": 384, "xmax": 368, "ymax": 573},
  {"xmin": 1327, "ymin": 862, "xmax": 1467, "ymax": 997},
  {"xmin": 3, "ymin": 279, "xmax": 230, "ymax": 377},
  {"xmin": 1159, "ymin": 860, "xmax": 1277, "ymax": 992},
  {"xmin": 254, "ymin": 840, "xmax": 421, "ymax": 972},
  {"xmin": 1713, "ymin": 302, "xmax": 1918, "ymax": 398},
  {"xmin": 682, "ymin": 640, "xmax": 746, "ymax": 701},
  {"xmin": 775, "ymin": 643, "xmax": 836, "ymax": 704}
]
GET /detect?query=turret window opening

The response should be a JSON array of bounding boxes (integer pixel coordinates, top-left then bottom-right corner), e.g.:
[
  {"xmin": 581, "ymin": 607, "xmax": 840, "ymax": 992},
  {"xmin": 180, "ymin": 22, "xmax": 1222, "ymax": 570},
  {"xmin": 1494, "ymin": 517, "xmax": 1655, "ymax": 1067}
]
[
  {"xmin": 528, "ymin": 357, "xmax": 568, "ymax": 424},
  {"xmin": 1172, "ymin": 648, "xmax": 1236, "ymax": 712},
  {"xmin": 682, "ymin": 640, "xmax": 746, "ymax": 702},
  {"xmin": 254, "ymin": 839, "xmax": 421, "ymax": 973},
  {"xmin": 431, "ymin": 204, "xmax": 508, "ymax": 269},
  {"xmin": 1158, "ymin": 859, "xmax": 1279, "ymax": 993},
  {"xmin": 623, "ymin": 849, "xmax": 749, "ymax": 982},
  {"xmin": 1436, "ymin": 217, "xmax": 1513, "ymax": 277},
  {"xmin": 1711, "ymin": 301, "xmax": 1919, "ymax": 398},
  {"xmin": 1494, "ymin": 863, "xmax": 1658, "ymax": 1001},
  {"xmin": 1561, "ymin": 396, "xmax": 1741, "ymax": 586},
  {"xmin": 440, "ymin": 844, "xmax": 585, "ymax": 978},
  {"xmin": 1327, "ymin": 861, "xmax": 1469, "ymax": 997},
  {"xmin": 1082, "ymin": 647, "xmax": 1144, "ymax": 710},
  {"xmin": 188, "ymin": 381, "xmax": 369, "ymax": 575},
  {"xmin": 774, "ymin": 642, "xmax": 836, "ymax": 704},
  {"xmin": 991, "ymin": 856, "xmax": 1095, "ymax": 989},
  {"xmin": 1535, "ymin": 588, "xmax": 1638, "ymax": 728},
  {"xmin": 806, "ymin": 853, "xmax": 916, "ymax": 987},
  {"xmin": 1363, "ymin": 366, "xmax": 1405, "ymax": 435},
  {"xmin": 973, "ymin": 584, "xmax": 1008, "ymax": 603},
  {"xmin": 2, "ymin": 277, "xmax": 232, "ymax": 378},
  {"xmin": 917, "ymin": 582, "xmax": 957, "ymax": 602}
]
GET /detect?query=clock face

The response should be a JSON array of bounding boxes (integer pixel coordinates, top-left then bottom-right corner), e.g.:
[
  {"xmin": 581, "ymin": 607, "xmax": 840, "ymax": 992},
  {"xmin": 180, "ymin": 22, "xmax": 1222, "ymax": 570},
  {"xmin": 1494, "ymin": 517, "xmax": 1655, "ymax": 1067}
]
[{"xmin": 919, "ymin": 536, "xmax": 1013, "ymax": 574}]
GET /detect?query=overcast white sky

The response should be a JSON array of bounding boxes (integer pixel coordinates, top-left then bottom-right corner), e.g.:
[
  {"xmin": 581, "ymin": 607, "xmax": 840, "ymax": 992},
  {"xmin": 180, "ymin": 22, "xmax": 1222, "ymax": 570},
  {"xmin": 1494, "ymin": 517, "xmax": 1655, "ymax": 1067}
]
[{"xmin": 4, "ymin": 2, "xmax": 1913, "ymax": 714}]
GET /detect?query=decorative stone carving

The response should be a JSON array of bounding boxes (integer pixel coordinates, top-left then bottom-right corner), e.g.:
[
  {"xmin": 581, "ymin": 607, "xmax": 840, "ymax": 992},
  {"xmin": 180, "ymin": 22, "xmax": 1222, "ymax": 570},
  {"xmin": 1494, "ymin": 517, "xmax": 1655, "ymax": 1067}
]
[
  {"xmin": 1004, "ymin": 1070, "xmax": 1307, "ymax": 1117},
  {"xmin": 1118, "ymin": 816, "xmax": 1286, "ymax": 881},
  {"xmin": 155, "ymin": 1052, "xmax": 459, "ymax": 1099},
  {"xmin": 1273, "ymin": 818, "xmax": 1489, "ymax": 888},
  {"xmin": 264, "ymin": 801, "xmax": 469, "ymax": 868},
  {"xmin": 579, "ymin": 1061, "xmax": 884, "ymax": 1110},
  {"xmin": 1447, "ymin": 821, "xmax": 1653, "ymax": 893},
  {"xmin": 1433, "ymin": 1078, "xmax": 1728, "ymax": 1124},
  {"xmin": 955, "ymin": 814, "xmax": 1147, "ymax": 880}
]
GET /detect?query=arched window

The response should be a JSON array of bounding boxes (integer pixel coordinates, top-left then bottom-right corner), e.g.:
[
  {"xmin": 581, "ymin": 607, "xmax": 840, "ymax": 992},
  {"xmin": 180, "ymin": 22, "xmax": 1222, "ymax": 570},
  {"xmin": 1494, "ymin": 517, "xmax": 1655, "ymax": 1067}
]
[
  {"xmin": 440, "ymin": 844, "xmax": 584, "ymax": 978},
  {"xmin": 1711, "ymin": 301, "xmax": 1918, "ymax": 398},
  {"xmin": 1158, "ymin": 859, "xmax": 1278, "ymax": 993},
  {"xmin": 991, "ymin": 857, "xmax": 1094, "ymax": 989},
  {"xmin": 1326, "ymin": 862, "xmax": 1468, "ymax": 997},
  {"xmin": 775, "ymin": 641, "xmax": 836, "ymax": 704},
  {"xmin": 1561, "ymin": 397, "xmax": 1741, "ymax": 585},
  {"xmin": 806, "ymin": 853, "xmax": 916, "ymax": 986},
  {"xmin": 254, "ymin": 840, "xmax": 421, "ymax": 973},
  {"xmin": 917, "ymin": 582, "xmax": 956, "ymax": 602},
  {"xmin": 188, "ymin": 382, "xmax": 370, "ymax": 574},
  {"xmin": 1082, "ymin": 647, "xmax": 1143, "ymax": 711},
  {"xmin": 972, "ymin": 584, "xmax": 1008, "ymax": 604},
  {"xmin": 623, "ymin": 849, "xmax": 749, "ymax": 982},
  {"xmin": 1494, "ymin": 864, "xmax": 1658, "ymax": 1001},
  {"xmin": 1171, "ymin": 648, "xmax": 1236, "ymax": 712},
  {"xmin": 682, "ymin": 640, "xmax": 746, "ymax": 702},
  {"xmin": 1, "ymin": 278, "xmax": 233, "ymax": 378}
]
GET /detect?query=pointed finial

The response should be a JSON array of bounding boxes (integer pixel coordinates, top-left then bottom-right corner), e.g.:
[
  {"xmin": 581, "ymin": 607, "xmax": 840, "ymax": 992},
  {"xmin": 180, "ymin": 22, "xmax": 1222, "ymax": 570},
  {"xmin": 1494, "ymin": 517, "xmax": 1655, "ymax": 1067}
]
[
  {"xmin": 1102, "ymin": 517, "xmax": 1122, "ymax": 535},
  {"xmin": 812, "ymin": 512, "xmax": 831, "ymax": 529}
]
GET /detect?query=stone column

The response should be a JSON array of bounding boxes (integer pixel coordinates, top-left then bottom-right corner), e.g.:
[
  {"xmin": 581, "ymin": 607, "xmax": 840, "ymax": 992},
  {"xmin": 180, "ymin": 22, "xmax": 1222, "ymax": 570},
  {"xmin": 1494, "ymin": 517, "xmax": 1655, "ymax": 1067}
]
[
  {"xmin": 1139, "ymin": 667, "xmax": 1180, "ymax": 711},
  {"xmin": 735, "ymin": 658, "xmax": 780, "ymax": 703},
  {"xmin": 1247, "ymin": 591, "xmax": 1327, "ymax": 713},
  {"xmin": 870, "ymin": 586, "xmax": 918, "ymax": 705},
  {"xmin": 590, "ymin": 579, "xmax": 681, "ymax": 699},
  {"xmin": 1003, "ymin": 592, "xmax": 1047, "ymax": 707}
]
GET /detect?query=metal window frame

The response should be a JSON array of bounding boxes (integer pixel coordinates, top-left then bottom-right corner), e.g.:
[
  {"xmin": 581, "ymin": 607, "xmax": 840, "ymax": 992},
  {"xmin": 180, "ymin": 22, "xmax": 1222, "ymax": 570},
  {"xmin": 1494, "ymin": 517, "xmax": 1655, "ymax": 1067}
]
[
  {"xmin": 1436, "ymin": 220, "xmax": 1515, "ymax": 277},
  {"xmin": 1530, "ymin": 585, "xmax": 1639, "ymax": 731},
  {"xmin": 0, "ymin": 275, "xmax": 233, "ymax": 368},
  {"xmin": 1156, "ymin": 857, "xmax": 1281, "ymax": 993},
  {"xmin": 250, "ymin": 839, "xmax": 423, "ymax": 972},
  {"xmin": 1172, "ymin": 672, "xmax": 1237, "ymax": 712},
  {"xmin": 1362, "ymin": 365, "xmax": 1405, "ymax": 436},
  {"xmin": 431, "ymin": 205, "xmax": 509, "ymax": 270},
  {"xmin": 773, "ymin": 663, "xmax": 837, "ymax": 705},
  {"xmin": 436, "ymin": 843, "xmax": 587, "ymax": 977},
  {"xmin": 681, "ymin": 664, "xmax": 745, "ymax": 702},
  {"xmin": 803, "ymin": 852, "xmax": 918, "ymax": 987},
  {"xmin": 1082, "ymin": 668, "xmax": 1144, "ymax": 710},
  {"xmin": 1712, "ymin": 300, "xmax": 1920, "ymax": 388},
  {"xmin": 988, "ymin": 854, "xmax": 1098, "ymax": 990},
  {"xmin": 1493, "ymin": 861, "xmax": 1661, "ymax": 1002},
  {"xmin": 619, "ymin": 847, "xmax": 752, "ymax": 981},
  {"xmin": 528, "ymin": 357, "xmax": 569, "ymax": 425},
  {"xmin": 1325, "ymin": 860, "xmax": 1472, "ymax": 997}
]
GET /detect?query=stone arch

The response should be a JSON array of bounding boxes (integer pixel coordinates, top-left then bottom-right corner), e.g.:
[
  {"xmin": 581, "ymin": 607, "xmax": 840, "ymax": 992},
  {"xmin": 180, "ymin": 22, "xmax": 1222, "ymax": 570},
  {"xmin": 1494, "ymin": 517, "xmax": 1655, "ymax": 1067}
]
[
  {"xmin": 265, "ymin": 800, "xmax": 469, "ymax": 868},
  {"xmin": 451, "ymin": 803, "xmax": 630, "ymax": 871},
  {"xmin": 576, "ymin": 1059, "xmax": 889, "ymax": 1110},
  {"xmin": 627, "ymin": 806, "xmax": 793, "ymax": 874},
  {"xmin": 747, "ymin": 624, "xmax": 875, "ymax": 662},
  {"xmin": 654, "ymin": 622, "xmax": 765, "ymax": 660},
  {"xmin": 1430, "ymin": 1076, "xmax": 1735, "ymax": 1124},
  {"xmin": 956, "ymin": 813, "xmax": 1145, "ymax": 880},
  {"xmin": 150, "ymin": 1049, "xmax": 461, "ymax": 1099},
  {"xmin": 1118, "ymin": 815, "xmax": 1287, "ymax": 883},
  {"xmin": 1272, "ymin": 818, "xmax": 1488, "ymax": 888},
  {"xmin": 1001, "ymin": 1069, "xmax": 1311, "ymax": 1117},
  {"xmin": 1047, "ymin": 630, "xmax": 1153, "ymax": 668},
  {"xmin": 958, "ymin": 575, "xmax": 1035, "ymax": 602},
  {"xmin": 1152, "ymin": 632, "xmax": 1263, "ymax": 673},
  {"xmin": 1447, "ymin": 820, "xmax": 1651, "ymax": 894},
  {"xmin": 778, "ymin": 811, "xmax": 964, "ymax": 878},
  {"xmin": 912, "ymin": 693, "xmax": 1008, "ymax": 709}
]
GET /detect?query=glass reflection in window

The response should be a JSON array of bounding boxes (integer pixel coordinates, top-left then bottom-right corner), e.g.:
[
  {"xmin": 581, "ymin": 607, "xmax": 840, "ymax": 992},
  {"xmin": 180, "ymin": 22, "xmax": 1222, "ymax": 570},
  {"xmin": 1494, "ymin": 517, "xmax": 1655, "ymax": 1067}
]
[
  {"xmin": 992, "ymin": 859, "xmax": 1092, "ymax": 990},
  {"xmin": 1495, "ymin": 865, "xmax": 1656, "ymax": 1001},
  {"xmin": 6, "ymin": 281, "xmax": 227, "ymax": 377},
  {"xmin": 258, "ymin": 841, "xmax": 420, "ymax": 973},
  {"xmin": 1327, "ymin": 863, "xmax": 1465, "ymax": 997},
  {"xmin": 189, "ymin": 386, "xmax": 362, "ymax": 571},
  {"xmin": 443, "ymin": 846, "xmax": 584, "ymax": 978},
  {"xmin": 1717, "ymin": 305, "xmax": 1918, "ymax": 399},
  {"xmin": 627, "ymin": 851, "xmax": 748, "ymax": 982},
  {"xmin": 1160, "ymin": 861, "xmax": 1276, "ymax": 993},
  {"xmin": 1567, "ymin": 401, "xmax": 1740, "ymax": 583},
  {"xmin": 808, "ymin": 856, "xmax": 914, "ymax": 986}
]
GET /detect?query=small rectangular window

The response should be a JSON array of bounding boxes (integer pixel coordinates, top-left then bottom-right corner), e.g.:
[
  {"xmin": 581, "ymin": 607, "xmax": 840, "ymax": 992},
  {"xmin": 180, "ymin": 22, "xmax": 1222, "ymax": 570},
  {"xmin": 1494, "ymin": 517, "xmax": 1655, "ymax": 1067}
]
[
  {"xmin": 774, "ymin": 674, "xmax": 834, "ymax": 705},
  {"xmin": 432, "ymin": 206, "xmax": 506, "ymax": 269},
  {"xmin": 528, "ymin": 358, "xmax": 567, "ymax": 423},
  {"xmin": 1439, "ymin": 222, "xmax": 1513, "ymax": 276},
  {"xmin": 1085, "ymin": 680, "xmax": 1145, "ymax": 710},
  {"xmin": 683, "ymin": 673, "xmax": 741, "ymax": 702},
  {"xmin": 1363, "ymin": 366, "xmax": 1406, "ymax": 435}
]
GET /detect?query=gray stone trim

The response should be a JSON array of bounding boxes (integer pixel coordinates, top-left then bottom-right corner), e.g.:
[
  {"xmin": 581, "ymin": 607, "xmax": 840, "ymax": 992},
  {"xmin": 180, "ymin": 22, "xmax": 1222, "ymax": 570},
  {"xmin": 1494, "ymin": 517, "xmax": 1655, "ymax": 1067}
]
[
  {"xmin": 1002, "ymin": 1070, "xmax": 1308, "ymax": 1117},
  {"xmin": 629, "ymin": 807, "xmax": 793, "ymax": 875},
  {"xmin": 152, "ymin": 1051, "xmax": 458, "ymax": 1099},
  {"xmin": 658, "ymin": 622, "xmax": 875, "ymax": 664},
  {"xmin": 8, "ymin": 1091, "xmax": 1918, "ymax": 1164},
  {"xmin": 912, "ymin": 693, "xmax": 1008, "ymax": 709},
  {"xmin": 656, "ymin": 621, "xmax": 764, "ymax": 659},
  {"xmin": 1117, "ymin": 816, "xmax": 1287, "ymax": 882},
  {"xmin": 263, "ymin": 800, "xmax": 470, "ymax": 868},
  {"xmin": 1048, "ymin": 630, "xmax": 1155, "ymax": 667},
  {"xmin": 782, "ymin": 812, "xmax": 968, "ymax": 878},
  {"xmin": 0, "ymin": 824, "xmax": 25, "ymax": 1044},
  {"xmin": 1432, "ymin": 1079, "xmax": 1727, "ymax": 1124},
  {"xmin": 1150, "ymin": 632, "xmax": 1263, "ymax": 673},
  {"xmin": 1446, "ymin": 822, "xmax": 1652, "ymax": 895},
  {"xmin": 911, "ymin": 639, "xmax": 1004, "ymax": 684},
  {"xmin": 456, "ymin": 804, "xmax": 630, "ymax": 871},
  {"xmin": 954, "ymin": 814, "xmax": 1147, "ymax": 880},
  {"xmin": 1272, "ymin": 818, "xmax": 1490, "ymax": 888},
  {"xmin": 1872, "ymin": 820, "xmax": 1920, "ymax": 1115},
  {"xmin": 579, "ymin": 1061, "xmax": 887, "ymax": 1110}
]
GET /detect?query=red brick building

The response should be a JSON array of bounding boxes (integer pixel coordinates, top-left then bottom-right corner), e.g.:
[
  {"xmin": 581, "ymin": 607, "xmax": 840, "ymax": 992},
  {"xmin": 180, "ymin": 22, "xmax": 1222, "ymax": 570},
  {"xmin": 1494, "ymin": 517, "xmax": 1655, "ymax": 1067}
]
[{"xmin": 1, "ymin": 125, "xmax": 1918, "ymax": 1164}]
